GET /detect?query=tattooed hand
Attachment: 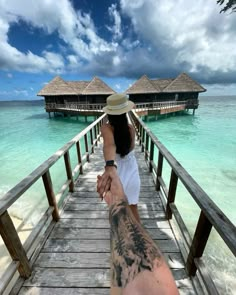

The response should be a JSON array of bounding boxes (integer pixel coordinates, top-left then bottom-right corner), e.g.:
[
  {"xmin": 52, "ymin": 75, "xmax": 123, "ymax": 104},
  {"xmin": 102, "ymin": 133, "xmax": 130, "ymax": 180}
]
[{"xmin": 97, "ymin": 169, "xmax": 125, "ymax": 205}]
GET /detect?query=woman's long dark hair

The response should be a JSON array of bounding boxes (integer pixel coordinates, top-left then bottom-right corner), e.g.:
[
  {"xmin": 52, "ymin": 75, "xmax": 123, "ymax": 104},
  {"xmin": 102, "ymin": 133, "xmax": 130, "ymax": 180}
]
[{"xmin": 108, "ymin": 114, "xmax": 131, "ymax": 157}]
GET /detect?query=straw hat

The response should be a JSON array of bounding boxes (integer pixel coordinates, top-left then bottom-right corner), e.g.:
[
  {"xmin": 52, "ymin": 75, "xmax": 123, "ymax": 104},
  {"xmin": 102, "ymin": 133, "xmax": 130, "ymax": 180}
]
[{"xmin": 103, "ymin": 93, "xmax": 134, "ymax": 115}]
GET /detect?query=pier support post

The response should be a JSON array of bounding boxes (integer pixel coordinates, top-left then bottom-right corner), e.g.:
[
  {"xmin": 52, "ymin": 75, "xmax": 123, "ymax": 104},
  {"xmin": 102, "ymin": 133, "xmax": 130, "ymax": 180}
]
[
  {"xmin": 156, "ymin": 152, "xmax": 163, "ymax": 191},
  {"xmin": 0, "ymin": 211, "xmax": 31, "ymax": 278},
  {"xmin": 64, "ymin": 151, "xmax": 74, "ymax": 192},
  {"xmin": 186, "ymin": 211, "xmax": 212, "ymax": 276},
  {"xmin": 166, "ymin": 170, "xmax": 178, "ymax": 219},
  {"xmin": 42, "ymin": 171, "xmax": 60, "ymax": 221},
  {"xmin": 76, "ymin": 141, "xmax": 83, "ymax": 174}
]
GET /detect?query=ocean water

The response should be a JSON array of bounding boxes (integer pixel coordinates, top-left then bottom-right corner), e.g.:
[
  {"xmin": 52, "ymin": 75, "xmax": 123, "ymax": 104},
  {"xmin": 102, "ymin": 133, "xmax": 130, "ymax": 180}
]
[
  {"xmin": 0, "ymin": 97, "xmax": 235, "ymax": 292},
  {"xmin": 145, "ymin": 96, "xmax": 236, "ymax": 294},
  {"xmin": 0, "ymin": 101, "xmax": 93, "ymax": 224}
]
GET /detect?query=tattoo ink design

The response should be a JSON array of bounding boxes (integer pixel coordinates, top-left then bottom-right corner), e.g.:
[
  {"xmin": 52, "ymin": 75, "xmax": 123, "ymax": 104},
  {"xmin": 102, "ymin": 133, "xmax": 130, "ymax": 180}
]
[{"xmin": 109, "ymin": 200, "xmax": 162, "ymax": 288}]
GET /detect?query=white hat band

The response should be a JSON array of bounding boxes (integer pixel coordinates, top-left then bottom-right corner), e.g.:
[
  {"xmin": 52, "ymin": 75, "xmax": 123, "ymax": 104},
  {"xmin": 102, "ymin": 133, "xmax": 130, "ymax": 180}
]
[{"xmin": 107, "ymin": 101, "xmax": 129, "ymax": 110}]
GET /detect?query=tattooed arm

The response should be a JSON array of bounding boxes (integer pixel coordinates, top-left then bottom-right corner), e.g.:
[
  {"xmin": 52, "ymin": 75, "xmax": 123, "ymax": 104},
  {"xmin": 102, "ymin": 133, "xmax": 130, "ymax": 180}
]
[{"xmin": 97, "ymin": 173, "xmax": 179, "ymax": 295}]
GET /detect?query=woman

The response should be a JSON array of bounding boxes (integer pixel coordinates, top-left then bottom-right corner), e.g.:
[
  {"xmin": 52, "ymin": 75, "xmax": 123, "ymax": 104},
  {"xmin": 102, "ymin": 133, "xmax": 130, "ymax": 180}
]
[{"xmin": 100, "ymin": 93, "xmax": 141, "ymax": 222}]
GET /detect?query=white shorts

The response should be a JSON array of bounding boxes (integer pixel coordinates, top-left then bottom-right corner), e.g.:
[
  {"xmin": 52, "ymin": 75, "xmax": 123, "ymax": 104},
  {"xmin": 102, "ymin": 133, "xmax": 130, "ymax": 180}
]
[{"xmin": 116, "ymin": 150, "xmax": 140, "ymax": 205}]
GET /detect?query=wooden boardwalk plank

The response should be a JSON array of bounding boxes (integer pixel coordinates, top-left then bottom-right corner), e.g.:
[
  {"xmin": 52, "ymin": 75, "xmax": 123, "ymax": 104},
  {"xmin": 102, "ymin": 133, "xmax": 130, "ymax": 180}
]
[
  {"xmin": 61, "ymin": 210, "xmax": 167, "ymax": 219},
  {"xmin": 19, "ymin": 287, "xmax": 110, "ymax": 295},
  {"xmin": 55, "ymin": 218, "xmax": 170, "ymax": 229},
  {"xmin": 23, "ymin": 268, "xmax": 187, "ymax": 287},
  {"xmin": 34, "ymin": 252, "xmax": 184, "ymax": 269},
  {"xmin": 49, "ymin": 227, "xmax": 175, "ymax": 240}
]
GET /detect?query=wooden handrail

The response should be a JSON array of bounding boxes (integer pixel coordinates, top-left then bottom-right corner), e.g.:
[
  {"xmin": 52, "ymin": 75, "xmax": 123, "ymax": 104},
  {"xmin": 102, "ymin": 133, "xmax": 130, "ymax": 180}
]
[
  {"xmin": 129, "ymin": 110, "xmax": 236, "ymax": 285},
  {"xmin": 0, "ymin": 113, "xmax": 105, "ymax": 287}
]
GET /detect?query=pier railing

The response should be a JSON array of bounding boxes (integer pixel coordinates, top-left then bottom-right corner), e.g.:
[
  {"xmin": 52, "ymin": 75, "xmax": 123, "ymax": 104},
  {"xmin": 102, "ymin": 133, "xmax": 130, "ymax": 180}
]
[
  {"xmin": 129, "ymin": 110, "xmax": 236, "ymax": 294},
  {"xmin": 45, "ymin": 100, "xmax": 197, "ymax": 113},
  {"xmin": 134, "ymin": 100, "xmax": 187, "ymax": 110},
  {"xmin": 0, "ymin": 114, "xmax": 106, "ymax": 294},
  {"xmin": 45, "ymin": 103, "xmax": 105, "ymax": 111}
]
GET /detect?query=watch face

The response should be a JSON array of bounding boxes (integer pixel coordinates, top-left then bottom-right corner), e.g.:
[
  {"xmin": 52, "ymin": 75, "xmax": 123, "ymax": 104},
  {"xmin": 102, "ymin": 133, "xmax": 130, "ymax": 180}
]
[{"xmin": 106, "ymin": 160, "xmax": 114, "ymax": 166}]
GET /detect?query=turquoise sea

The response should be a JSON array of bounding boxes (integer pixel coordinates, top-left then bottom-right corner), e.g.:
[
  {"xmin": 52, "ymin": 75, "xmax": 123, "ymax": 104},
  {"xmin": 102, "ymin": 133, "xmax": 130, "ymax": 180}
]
[{"xmin": 0, "ymin": 97, "xmax": 235, "ymax": 293}]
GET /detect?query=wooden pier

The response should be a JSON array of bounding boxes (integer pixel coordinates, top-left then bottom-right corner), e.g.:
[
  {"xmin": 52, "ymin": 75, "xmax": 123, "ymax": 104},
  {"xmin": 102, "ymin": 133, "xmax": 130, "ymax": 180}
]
[{"xmin": 0, "ymin": 113, "xmax": 235, "ymax": 295}]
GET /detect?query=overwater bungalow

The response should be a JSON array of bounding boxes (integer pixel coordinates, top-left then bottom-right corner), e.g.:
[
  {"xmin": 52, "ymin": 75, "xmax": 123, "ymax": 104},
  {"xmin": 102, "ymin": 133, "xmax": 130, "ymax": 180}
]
[
  {"xmin": 125, "ymin": 72, "xmax": 206, "ymax": 112},
  {"xmin": 37, "ymin": 76, "xmax": 114, "ymax": 106}
]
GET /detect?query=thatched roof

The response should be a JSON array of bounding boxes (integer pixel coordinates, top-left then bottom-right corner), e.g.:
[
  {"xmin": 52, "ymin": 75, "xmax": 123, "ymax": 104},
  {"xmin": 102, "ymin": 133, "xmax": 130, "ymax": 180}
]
[
  {"xmin": 67, "ymin": 81, "xmax": 90, "ymax": 93},
  {"xmin": 38, "ymin": 76, "xmax": 115, "ymax": 96},
  {"xmin": 162, "ymin": 73, "xmax": 206, "ymax": 93},
  {"xmin": 126, "ymin": 73, "xmax": 206, "ymax": 94},
  {"xmin": 83, "ymin": 77, "xmax": 115, "ymax": 95},
  {"xmin": 38, "ymin": 76, "xmax": 77, "ymax": 96},
  {"xmin": 126, "ymin": 75, "xmax": 160, "ymax": 94}
]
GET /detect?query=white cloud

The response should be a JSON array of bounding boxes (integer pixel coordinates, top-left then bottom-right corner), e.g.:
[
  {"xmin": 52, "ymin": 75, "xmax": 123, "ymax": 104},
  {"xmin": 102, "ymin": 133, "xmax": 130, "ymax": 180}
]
[
  {"xmin": 0, "ymin": 0, "xmax": 235, "ymax": 90},
  {"xmin": 120, "ymin": 0, "xmax": 236, "ymax": 74},
  {"xmin": 115, "ymin": 83, "xmax": 121, "ymax": 90},
  {"xmin": 0, "ymin": 0, "xmax": 115, "ymax": 73},
  {"xmin": 108, "ymin": 4, "xmax": 122, "ymax": 40}
]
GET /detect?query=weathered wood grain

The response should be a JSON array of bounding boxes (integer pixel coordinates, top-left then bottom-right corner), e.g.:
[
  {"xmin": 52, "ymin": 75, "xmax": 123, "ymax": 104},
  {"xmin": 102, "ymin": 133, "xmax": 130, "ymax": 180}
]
[
  {"xmin": 74, "ymin": 186, "xmax": 156, "ymax": 192},
  {"xmin": 68, "ymin": 196, "xmax": 162, "ymax": 205},
  {"xmin": 64, "ymin": 202, "xmax": 163, "ymax": 211},
  {"xmin": 42, "ymin": 238, "xmax": 180, "ymax": 253},
  {"xmin": 23, "ymin": 268, "xmax": 110, "ymax": 287},
  {"xmin": 61, "ymin": 210, "xmax": 166, "ymax": 219},
  {"xmin": 34, "ymin": 252, "xmax": 184, "ymax": 269},
  {"xmin": 42, "ymin": 239, "xmax": 110, "ymax": 253},
  {"xmin": 55, "ymin": 218, "xmax": 170, "ymax": 229},
  {"xmin": 18, "ymin": 287, "xmax": 110, "ymax": 295},
  {"xmin": 49, "ymin": 227, "xmax": 174, "ymax": 240},
  {"xmin": 23, "ymin": 268, "xmax": 187, "ymax": 288},
  {"xmin": 69, "ymin": 191, "xmax": 161, "ymax": 199}
]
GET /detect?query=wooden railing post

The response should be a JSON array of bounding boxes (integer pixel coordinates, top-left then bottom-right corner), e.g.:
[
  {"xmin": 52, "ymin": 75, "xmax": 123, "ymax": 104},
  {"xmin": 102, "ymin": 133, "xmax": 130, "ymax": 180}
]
[
  {"xmin": 149, "ymin": 141, "xmax": 154, "ymax": 173},
  {"xmin": 84, "ymin": 133, "xmax": 89, "ymax": 162},
  {"xmin": 76, "ymin": 141, "xmax": 83, "ymax": 174},
  {"xmin": 90, "ymin": 129, "xmax": 94, "ymax": 153},
  {"xmin": 141, "ymin": 128, "xmax": 145, "ymax": 152},
  {"xmin": 139, "ymin": 125, "xmax": 142, "ymax": 146},
  {"xmin": 0, "ymin": 211, "xmax": 31, "ymax": 278},
  {"xmin": 186, "ymin": 211, "xmax": 212, "ymax": 276},
  {"xmin": 64, "ymin": 151, "xmax": 74, "ymax": 192},
  {"xmin": 166, "ymin": 169, "xmax": 178, "ymax": 219},
  {"xmin": 94, "ymin": 125, "xmax": 98, "ymax": 146},
  {"xmin": 145, "ymin": 132, "xmax": 149, "ymax": 160},
  {"xmin": 42, "ymin": 171, "xmax": 60, "ymax": 221},
  {"xmin": 156, "ymin": 151, "xmax": 163, "ymax": 191}
]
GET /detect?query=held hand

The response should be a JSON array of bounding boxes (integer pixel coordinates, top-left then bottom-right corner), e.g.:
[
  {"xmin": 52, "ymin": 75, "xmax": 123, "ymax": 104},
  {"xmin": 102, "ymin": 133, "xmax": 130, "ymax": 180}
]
[
  {"xmin": 97, "ymin": 166, "xmax": 117, "ymax": 198},
  {"xmin": 97, "ymin": 175, "xmax": 111, "ymax": 201},
  {"xmin": 97, "ymin": 169, "xmax": 126, "ymax": 207}
]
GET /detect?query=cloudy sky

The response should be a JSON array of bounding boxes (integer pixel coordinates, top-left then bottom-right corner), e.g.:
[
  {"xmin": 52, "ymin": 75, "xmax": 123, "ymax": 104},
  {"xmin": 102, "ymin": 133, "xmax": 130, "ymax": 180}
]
[{"xmin": 0, "ymin": 0, "xmax": 236, "ymax": 100}]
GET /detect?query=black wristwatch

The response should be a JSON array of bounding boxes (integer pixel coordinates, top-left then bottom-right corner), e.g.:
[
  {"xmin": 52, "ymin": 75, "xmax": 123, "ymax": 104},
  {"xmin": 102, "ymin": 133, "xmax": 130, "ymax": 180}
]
[{"xmin": 105, "ymin": 160, "xmax": 117, "ymax": 168}]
